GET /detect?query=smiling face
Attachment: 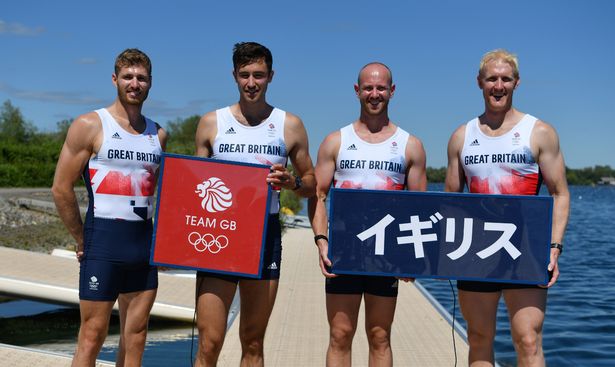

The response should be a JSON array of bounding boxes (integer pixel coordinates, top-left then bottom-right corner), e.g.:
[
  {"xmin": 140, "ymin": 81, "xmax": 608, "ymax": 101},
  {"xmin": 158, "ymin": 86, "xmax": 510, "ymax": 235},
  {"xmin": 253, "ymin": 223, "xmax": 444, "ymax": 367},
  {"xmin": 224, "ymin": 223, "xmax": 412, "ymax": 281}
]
[
  {"xmin": 233, "ymin": 58, "xmax": 273, "ymax": 103},
  {"xmin": 478, "ymin": 59, "xmax": 519, "ymax": 113},
  {"xmin": 112, "ymin": 64, "xmax": 151, "ymax": 106},
  {"xmin": 355, "ymin": 63, "xmax": 395, "ymax": 116}
]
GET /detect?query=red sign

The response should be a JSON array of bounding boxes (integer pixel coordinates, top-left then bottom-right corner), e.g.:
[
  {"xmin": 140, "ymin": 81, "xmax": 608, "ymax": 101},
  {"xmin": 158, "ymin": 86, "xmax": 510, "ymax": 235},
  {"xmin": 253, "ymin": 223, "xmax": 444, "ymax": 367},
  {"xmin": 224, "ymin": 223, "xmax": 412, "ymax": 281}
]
[{"xmin": 151, "ymin": 154, "xmax": 271, "ymax": 277}]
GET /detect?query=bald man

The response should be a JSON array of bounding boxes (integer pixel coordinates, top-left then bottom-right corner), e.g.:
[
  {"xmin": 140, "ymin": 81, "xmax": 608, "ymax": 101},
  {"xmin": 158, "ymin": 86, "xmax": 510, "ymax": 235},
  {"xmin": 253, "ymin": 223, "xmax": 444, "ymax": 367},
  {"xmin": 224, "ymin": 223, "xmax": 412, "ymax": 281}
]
[{"xmin": 309, "ymin": 63, "xmax": 427, "ymax": 366}]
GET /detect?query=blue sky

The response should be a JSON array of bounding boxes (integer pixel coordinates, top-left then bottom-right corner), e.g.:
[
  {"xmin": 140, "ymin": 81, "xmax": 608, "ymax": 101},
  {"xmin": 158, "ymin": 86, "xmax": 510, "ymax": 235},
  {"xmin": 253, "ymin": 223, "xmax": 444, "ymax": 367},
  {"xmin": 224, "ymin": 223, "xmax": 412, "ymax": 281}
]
[{"xmin": 2, "ymin": 0, "xmax": 614, "ymax": 168}]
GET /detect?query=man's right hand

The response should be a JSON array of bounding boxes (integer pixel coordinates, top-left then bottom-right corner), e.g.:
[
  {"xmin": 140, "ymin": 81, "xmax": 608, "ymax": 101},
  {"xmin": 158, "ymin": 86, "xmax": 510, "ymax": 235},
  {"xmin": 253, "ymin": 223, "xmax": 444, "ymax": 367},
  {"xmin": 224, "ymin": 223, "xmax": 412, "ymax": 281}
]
[{"xmin": 316, "ymin": 239, "xmax": 337, "ymax": 278}]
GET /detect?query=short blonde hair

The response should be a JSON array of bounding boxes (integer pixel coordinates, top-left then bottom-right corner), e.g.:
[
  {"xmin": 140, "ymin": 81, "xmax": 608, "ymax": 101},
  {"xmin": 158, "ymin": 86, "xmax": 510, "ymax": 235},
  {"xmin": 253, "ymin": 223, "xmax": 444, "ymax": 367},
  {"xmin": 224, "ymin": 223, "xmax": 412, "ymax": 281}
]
[{"xmin": 478, "ymin": 49, "xmax": 519, "ymax": 80}]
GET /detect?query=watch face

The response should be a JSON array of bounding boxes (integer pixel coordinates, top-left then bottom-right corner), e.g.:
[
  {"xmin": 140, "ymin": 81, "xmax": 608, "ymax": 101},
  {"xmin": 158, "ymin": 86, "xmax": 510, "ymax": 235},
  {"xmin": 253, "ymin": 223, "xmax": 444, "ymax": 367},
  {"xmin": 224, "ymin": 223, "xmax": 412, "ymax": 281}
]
[{"xmin": 294, "ymin": 176, "xmax": 302, "ymax": 190}]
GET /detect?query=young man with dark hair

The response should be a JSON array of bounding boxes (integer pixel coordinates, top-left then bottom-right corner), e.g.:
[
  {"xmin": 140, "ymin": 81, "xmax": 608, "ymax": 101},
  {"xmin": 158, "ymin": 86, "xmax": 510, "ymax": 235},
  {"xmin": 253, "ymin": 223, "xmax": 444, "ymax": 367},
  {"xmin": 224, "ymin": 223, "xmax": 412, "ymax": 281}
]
[{"xmin": 194, "ymin": 41, "xmax": 315, "ymax": 367}]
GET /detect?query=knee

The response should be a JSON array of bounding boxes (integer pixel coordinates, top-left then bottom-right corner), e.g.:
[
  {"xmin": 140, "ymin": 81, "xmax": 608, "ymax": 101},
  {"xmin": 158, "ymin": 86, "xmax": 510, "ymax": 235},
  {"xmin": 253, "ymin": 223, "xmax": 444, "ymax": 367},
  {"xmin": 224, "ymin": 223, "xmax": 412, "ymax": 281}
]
[
  {"xmin": 78, "ymin": 323, "xmax": 108, "ymax": 352},
  {"xmin": 329, "ymin": 324, "xmax": 355, "ymax": 351},
  {"xmin": 513, "ymin": 331, "xmax": 541, "ymax": 358},
  {"xmin": 366, "ymin": 327, "xmax": 391, "ymax": 353},
  {"xmin": 197, "ymin": 331, "xmax": 225, "ymax": 362},
  {"xmin": 239, "ymin": 327, "xmax": 265, "ymax": 356}
]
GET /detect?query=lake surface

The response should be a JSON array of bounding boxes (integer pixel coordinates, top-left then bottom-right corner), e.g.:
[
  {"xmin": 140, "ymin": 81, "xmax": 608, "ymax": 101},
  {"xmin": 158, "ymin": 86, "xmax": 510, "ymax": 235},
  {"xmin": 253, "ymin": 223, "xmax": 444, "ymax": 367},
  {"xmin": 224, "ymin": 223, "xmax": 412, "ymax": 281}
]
[{"xmin": 0, "ymin": 185, "xmax": 613, "ymax": 366}]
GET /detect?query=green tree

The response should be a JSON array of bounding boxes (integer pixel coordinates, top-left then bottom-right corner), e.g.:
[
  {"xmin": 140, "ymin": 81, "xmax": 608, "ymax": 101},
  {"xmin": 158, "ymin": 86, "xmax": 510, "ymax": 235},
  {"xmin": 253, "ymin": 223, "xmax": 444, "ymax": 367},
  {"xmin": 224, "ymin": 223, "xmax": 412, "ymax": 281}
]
[
  {"xmin": 56, "ymin": 118, "xmax": 72, "ymax": 142},
  {"xmin": 0, "ymin": 100, "xmax": 36, "ymax": 142},
  {"xmin": 165, "ymin": 115, "xmax": 200, "ymax": 155}
]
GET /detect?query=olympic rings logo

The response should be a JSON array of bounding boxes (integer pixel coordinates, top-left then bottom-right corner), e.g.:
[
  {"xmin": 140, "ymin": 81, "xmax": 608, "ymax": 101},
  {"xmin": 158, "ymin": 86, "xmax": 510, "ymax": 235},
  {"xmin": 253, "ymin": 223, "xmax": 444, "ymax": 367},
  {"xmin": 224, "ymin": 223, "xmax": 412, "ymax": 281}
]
[{"xmin": 188, "ymin": 232, "xmax": 229, "ymax": 254}]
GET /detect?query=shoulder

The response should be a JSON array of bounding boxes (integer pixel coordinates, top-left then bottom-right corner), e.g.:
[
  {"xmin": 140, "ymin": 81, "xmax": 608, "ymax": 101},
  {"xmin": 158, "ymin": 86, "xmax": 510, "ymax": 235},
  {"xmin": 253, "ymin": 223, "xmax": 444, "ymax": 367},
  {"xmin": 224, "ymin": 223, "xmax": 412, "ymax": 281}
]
[
  {"xmin": 448, "ymin": 123, "xmax": 467, "ymax": 146},
  {"xmin": 199, "ymin": 110, "xmax": 218, "ymax": 126},
  {"xmin": 69, "ymin": 111, "xmax": 102, "ymax": 139},
  {"xmin": 531, "ymin": 118, "xmax": 560, "ymax": 149},
  {"xmin": 319, "ymin": 130, "xmax": 342, "ymax": 155},
  {"xmin": 155, "ymin": 122, "xmax": 168, "ymax": 142},
  {"xmin": 283, "ymin": 111, "xmax": 305, "ymax": 130}
]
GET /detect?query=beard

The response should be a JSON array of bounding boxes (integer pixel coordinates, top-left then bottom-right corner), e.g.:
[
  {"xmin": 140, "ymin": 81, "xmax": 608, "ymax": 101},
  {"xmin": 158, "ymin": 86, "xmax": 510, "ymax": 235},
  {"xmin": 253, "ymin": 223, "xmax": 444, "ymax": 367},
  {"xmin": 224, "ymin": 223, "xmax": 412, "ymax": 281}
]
[{"xmin": 118, "ymin": 88, "xmax": 149, "ymax": 106}]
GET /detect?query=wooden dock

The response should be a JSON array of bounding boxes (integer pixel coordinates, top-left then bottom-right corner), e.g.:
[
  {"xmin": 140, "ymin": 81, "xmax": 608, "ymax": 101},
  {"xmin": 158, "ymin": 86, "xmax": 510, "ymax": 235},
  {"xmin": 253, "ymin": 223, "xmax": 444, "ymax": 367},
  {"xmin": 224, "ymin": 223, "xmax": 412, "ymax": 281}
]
[{"xmin": 0, "ymin": 227, "xmax": 469, "ymax": 366}]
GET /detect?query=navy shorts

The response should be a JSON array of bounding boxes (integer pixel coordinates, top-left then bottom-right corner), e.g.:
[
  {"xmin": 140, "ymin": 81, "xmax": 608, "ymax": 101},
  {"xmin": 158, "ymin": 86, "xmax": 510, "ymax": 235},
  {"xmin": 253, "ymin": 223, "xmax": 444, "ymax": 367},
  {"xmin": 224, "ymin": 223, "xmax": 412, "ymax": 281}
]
[
  {"xmin": 457, "ymin": 280, "xmax": 546, "ymax": 293},
  {"xmin": 326, "ymin": 275, "xmax": 399, "ymax": 297},
  {"xmin": 79, "ymin": 217, "xmax": 158, "ymax": 301},
  {"xmin": 197, "ymin": 215, "xmax": 282, "ymax": 282}
]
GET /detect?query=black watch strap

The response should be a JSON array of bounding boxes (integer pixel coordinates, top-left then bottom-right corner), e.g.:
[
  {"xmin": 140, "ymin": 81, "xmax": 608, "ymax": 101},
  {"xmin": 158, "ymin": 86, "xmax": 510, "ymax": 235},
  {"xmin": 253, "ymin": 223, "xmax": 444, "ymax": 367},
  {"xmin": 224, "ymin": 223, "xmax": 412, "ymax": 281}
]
[
  {"xmin": 293, "ymin": 175, "xmax": 302, "ymax": 190},
  {"xmin": 314, "ymin": 234, "xmax": 328, "ymax": 244},
  {"xmin": 550, "ymin": 243, "xmax": 563, "ymax": 254}
]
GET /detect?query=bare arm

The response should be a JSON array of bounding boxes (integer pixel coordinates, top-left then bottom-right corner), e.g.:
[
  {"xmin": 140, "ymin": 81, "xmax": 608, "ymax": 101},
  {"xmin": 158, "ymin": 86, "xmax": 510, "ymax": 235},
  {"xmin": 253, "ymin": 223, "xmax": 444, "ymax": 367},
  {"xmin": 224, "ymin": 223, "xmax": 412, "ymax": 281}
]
[
  {"xmin": 272, "ymin": 112, "xmax": 316, "ymax": 197},
  {"xmin": 444, "ymin": 125, "xmax": 467, "ymax": 193},
  {"xmin": 405, "ymin": 135, "xmax": 427, "ymax": 191},
  {"xmin": 51, "ymin": 112, "xmax": 100, "ymax": 260},
  {"xmin": 533, "ymin": 120, "xmax": 570, "ymax": 287},
  {"xmin": 194, "ymin": 111, "xmax": 217, "ymax": 158},
  {"xmin": 308, "ymin": 132, "xmax": 340, "ymax": 277}
]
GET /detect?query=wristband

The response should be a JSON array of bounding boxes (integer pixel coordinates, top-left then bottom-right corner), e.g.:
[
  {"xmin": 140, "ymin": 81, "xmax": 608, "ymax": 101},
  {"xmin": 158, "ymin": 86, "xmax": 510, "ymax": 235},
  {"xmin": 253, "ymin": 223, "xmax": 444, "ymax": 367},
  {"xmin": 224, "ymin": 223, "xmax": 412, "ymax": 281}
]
[
  {"xmin": 550, "ymin": 243, "xmax": 563, "ymax": 254},
  {"xmin": 314, "ymin": 234, "xmax": 328, "ymax": 244}
]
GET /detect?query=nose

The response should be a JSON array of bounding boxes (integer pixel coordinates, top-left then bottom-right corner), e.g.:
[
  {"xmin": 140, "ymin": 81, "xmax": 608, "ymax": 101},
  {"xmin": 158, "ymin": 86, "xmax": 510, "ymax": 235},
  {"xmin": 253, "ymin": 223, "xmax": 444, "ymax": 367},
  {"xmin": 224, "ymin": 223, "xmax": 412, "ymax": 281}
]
[
  {"xmin": 129, "ymin": 77, "xmax": 139, "ymax": 88},
  {"xmin": 247, "ymin": 76, "xmax": 256, "ymax": 88},
  {"xmin": 494, "ymin": 78, "xmax": 504, "ymax": 89}
]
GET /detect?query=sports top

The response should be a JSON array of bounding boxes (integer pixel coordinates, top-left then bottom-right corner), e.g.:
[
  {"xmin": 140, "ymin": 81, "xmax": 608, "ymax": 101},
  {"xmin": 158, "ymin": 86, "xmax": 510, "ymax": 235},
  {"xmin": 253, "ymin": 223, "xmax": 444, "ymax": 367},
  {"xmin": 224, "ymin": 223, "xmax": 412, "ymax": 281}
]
[
  {"xmin": 334, "ymin": 124, "xmax": 409, "ymax": 190},
  {"xmin": 84, "ymin": 108, "xmax": 162, "ymax": 221},
  {"xmin": 212, "ymin": 106, "xmax": 288, "ymax": 213},
  {"xmin": 460, "ymin": 114, "xmax": 541, "ymax": 195}
]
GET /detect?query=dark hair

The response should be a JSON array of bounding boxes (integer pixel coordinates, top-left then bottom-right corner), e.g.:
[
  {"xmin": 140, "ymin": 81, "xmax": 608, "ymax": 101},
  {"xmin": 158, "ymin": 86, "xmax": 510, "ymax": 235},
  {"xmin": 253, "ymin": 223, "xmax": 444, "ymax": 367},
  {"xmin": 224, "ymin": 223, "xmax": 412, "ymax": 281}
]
[
  {"xmin": 115, "ymin": 48, "xmax": 152, "ymax": 76},
  {"xmin": 232, "ymin": 42, "xmax": 273, "ymax": 72}
]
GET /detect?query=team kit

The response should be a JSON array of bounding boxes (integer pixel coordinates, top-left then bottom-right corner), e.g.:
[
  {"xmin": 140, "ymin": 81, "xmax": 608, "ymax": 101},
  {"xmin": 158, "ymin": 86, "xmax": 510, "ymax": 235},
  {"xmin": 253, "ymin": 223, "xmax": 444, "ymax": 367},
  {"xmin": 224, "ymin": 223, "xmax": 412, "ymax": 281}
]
[{"xmin": 52, "ymin": 44, "xmax": 569, "ymax": 366}]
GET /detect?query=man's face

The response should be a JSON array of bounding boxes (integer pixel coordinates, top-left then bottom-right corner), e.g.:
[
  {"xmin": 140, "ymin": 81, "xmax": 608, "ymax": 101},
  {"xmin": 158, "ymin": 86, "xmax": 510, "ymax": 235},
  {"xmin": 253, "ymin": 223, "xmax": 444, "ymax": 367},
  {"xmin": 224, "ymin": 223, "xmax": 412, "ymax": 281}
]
[
  {"xmin": 355, "ymin": 65, "xmax": 395, "ymax": 116},
  {"xmin": 113, "ymin": 64, "xmax": 151, "ymax": 106},
  {"xmin": 233, "ymin": 59, "xmax": 273, "ymax": 103},
  {"xmin": 478, "ymin": 60, "xmax": 519, "ymax": 112}
]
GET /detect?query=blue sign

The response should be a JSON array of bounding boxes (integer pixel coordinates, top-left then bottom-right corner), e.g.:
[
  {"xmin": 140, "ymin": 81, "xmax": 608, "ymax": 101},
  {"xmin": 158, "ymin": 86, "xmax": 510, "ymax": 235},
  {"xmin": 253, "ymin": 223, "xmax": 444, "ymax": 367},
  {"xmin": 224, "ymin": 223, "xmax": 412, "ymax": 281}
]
[{"xmin": 329, "ymin": 189, "xmax": 553, "ymax": 284}]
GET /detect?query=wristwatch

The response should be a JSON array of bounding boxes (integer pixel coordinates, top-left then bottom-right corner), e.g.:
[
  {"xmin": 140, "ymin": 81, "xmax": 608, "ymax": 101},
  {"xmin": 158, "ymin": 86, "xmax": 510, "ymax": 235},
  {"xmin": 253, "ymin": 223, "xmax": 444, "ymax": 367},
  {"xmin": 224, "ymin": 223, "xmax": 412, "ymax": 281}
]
[{"xmin": 293, "ymin": 175, "xmax": 302, "ymax": 190}]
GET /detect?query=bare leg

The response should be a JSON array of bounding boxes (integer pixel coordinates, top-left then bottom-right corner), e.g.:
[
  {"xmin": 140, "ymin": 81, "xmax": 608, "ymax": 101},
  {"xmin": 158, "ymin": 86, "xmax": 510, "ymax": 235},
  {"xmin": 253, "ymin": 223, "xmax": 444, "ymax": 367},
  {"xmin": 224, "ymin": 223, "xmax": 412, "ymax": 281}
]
[
  {"xmin": 364, "ymin": 294, "xmax": 396, "ymax": 367},
  {"xmin": 237, "ymin": 279, "xmax": 279, "ymax": 367},
  {"xmin": 503, "ymin": 288, "xmax": 547, "ymax": 367},
  {"xmin": 458, "ymin": 290, "xmax": 501, "ymax": 367},
  {"xmin": 325, "ymin": 293, "xmax": 362, "ymax": 367},
  {"xmin": 195, "ymin": 276, "xmax": 238, "ymax": 367},
  {"xmin": 116, "ymin": 288, "xmax": 157, "ymax": 367},
  {"xmin": 71, "ymin": 300, "xmax": 115, "ymax": 367}
]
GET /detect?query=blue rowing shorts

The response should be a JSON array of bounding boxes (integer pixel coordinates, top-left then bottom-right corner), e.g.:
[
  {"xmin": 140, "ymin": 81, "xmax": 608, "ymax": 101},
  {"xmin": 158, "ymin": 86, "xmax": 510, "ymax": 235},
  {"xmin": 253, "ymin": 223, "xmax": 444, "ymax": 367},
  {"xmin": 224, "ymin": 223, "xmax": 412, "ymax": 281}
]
[
  {"xmin": 197, "ymin": 214, "xmax": 282, "ymax": 282},
  {"xmin": 79, "ymin": 217, "xmax": 158, "ymax": 301},
  {"xmin": 326, "ymin": 274, "xmax": 399, "ymax": 297}
]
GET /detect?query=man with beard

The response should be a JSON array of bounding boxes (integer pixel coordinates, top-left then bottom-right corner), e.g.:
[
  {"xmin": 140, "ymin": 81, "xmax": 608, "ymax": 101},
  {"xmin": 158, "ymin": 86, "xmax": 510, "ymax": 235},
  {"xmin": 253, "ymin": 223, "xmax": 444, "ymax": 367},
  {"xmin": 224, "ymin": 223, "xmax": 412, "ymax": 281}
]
[
  {"xmin": 309, "ymin": 62, "xmax": 427, "ymax": 366},
  {"xmin": 194, "ymin": 42, "xmax": 315, "ymax": 366},
  {"xmin": 52, "ymin": 48, "xmax": 167, "ymax": 367},
  {"xmin": 445, "ymin": 49, "xmax": 570, "ymax": 366}
]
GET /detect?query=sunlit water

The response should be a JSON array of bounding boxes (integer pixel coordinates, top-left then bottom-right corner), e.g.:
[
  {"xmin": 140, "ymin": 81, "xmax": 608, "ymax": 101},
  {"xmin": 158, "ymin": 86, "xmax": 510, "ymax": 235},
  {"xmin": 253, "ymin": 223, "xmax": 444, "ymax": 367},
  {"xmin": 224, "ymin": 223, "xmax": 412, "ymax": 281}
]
[{"xmin": 0, "ymin": 185, "xmax": 613, "ymax": 366}]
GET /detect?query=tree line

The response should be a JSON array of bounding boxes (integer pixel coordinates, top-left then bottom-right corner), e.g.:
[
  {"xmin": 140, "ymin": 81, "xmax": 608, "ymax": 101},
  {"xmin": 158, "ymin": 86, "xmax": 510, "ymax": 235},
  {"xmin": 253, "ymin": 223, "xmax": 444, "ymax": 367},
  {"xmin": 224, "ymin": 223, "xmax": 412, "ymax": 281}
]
[{"xmin": 0, "ymin": 100, "xmax": 612, "ymax": 187}]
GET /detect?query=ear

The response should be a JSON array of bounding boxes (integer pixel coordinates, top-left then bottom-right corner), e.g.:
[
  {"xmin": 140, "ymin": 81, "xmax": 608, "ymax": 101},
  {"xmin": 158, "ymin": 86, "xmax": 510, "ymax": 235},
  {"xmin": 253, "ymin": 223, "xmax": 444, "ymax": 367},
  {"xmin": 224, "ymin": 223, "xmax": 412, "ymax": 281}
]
[
  {"xmin": 477, "ymin": 75, "xmax": 482, "ymax": 89},
  {"xmin": 112, "ymin": 73, "xmax": 118, "ymax": 87},
  {"xmin": 268, "ymin": 69, "xmax": 275, "ymax": 82},
  {"xmin": 232, "ymin": 69, "xmax": 237, "ymax": 81},
  {"xmin": 390, "ymin": 83, "xmax": 396, "ymax": 97},
  {"xmin": 354, "ymin": 83, "xmax": 360, "ymax": 97},
  {"xmin": 514, "ymin": 78, "xmax": 521, "ymax": 89}
]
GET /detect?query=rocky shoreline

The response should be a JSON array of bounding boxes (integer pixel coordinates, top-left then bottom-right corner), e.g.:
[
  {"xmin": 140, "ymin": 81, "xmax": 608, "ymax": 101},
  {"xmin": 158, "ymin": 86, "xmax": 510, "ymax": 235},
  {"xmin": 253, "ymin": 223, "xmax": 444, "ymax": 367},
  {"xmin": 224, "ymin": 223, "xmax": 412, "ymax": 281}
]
[{"xmin": 0, "ymin": 189, "xmax": 86, "ymax": 253}]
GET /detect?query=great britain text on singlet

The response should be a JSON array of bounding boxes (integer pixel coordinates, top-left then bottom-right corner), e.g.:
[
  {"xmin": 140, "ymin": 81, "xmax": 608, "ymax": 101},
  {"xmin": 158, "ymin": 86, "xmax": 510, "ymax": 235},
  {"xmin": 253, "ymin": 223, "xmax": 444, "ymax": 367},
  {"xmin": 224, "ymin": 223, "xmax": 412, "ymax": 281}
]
[
  {"xmin": 338, "ymin": 159, "xmax": 404, "ymax": 174},
  {"xmin": 464, "ymin": 152, "xmax": 530, "ymax": 166},
  {"xmin": 217, "ymin": 143, "xmax": 283, "ymax": 157},
  {"xmin": 106, "ymin": 149, "xmax": 161, "ymax": 164}
]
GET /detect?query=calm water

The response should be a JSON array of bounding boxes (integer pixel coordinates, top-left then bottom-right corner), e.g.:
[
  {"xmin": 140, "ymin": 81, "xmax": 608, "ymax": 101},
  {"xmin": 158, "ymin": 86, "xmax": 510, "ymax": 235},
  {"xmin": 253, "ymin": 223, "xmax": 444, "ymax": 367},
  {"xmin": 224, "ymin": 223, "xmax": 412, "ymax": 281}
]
[
  {"xmin": 420, "ymin": 185, "xmax": 615, "ymax": 366},
  {"xmin": 0, "ymin": 185, "xmax": 613, "ymax": 366}
]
